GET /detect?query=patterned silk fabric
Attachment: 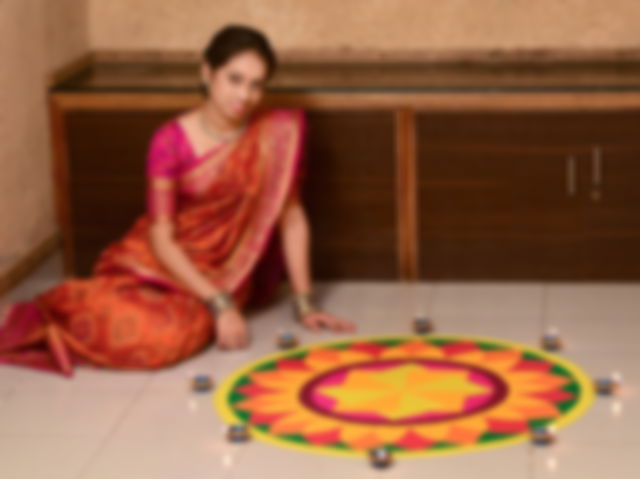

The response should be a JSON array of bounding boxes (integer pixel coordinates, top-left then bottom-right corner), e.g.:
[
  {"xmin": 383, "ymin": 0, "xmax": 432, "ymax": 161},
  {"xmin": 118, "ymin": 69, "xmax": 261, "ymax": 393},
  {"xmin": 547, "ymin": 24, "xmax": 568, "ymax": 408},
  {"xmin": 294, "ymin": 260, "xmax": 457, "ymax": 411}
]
[{"xmin": 0, "ymin": 108, "xmax": 307, "ymax": 376}]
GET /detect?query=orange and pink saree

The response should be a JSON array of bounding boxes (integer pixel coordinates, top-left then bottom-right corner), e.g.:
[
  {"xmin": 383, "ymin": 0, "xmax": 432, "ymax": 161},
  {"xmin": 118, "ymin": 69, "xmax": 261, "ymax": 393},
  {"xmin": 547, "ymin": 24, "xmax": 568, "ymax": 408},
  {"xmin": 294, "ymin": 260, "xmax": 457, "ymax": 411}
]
[{"xmin": 0, "ymin": 107, "xmax": 307, "ymax": 377}]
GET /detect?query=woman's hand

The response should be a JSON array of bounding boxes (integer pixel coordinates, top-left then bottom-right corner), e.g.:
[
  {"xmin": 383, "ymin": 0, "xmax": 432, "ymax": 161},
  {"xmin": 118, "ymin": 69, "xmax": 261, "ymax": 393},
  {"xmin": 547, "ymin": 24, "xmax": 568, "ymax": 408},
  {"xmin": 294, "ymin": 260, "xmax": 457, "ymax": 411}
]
[
  {"xmin": 215, "ymin": 307, "xmax": 250, "ymax": 350},
  {"xmin": 299, "ymin": 310, "xmax": 357, "ymax": 333}
]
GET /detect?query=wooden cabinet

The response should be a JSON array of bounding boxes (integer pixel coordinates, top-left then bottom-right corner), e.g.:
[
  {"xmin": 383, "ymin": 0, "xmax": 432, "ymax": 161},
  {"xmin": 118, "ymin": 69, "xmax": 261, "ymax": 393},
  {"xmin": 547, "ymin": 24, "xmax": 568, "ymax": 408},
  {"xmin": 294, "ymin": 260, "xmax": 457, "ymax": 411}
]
[
  {"xmin": 416, "ymin": 111, "xmax": 640, "ymax": 279},
  {"xmin": 578, "ymin": 144, "xmax": 640, "ymax": 278},
  {"xmin": 49, "ymin": 56, "xmax": 640, "ymax": 280}
]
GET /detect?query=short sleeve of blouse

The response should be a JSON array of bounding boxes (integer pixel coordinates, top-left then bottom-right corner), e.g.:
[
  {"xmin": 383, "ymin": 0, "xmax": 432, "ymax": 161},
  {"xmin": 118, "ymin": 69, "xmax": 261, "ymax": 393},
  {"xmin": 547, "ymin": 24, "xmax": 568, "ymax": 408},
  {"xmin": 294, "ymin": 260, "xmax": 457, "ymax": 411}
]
[
  {"xmin": 146, "ymin": 123, "xmax": 180, "ymax": 179},
  {"xmin": 145, "ymin": 122, "xmax": 180, "ymax": 220}
]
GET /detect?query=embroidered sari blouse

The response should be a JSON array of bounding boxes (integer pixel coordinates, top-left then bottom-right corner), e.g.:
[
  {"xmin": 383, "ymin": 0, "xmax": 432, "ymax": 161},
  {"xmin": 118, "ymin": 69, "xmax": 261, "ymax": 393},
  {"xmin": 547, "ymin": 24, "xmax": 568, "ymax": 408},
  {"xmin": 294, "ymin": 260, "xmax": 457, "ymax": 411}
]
[
  {"xmin": 145, "ymin": 121, "xmax": 184, "ymax": 220},
  {"xmin": 145, "ymin": 119, "xmax": 238, "ymax": 221},
  {"xmin": 145, "ymin": 116, "xmax": 307, "ymax": 222}
]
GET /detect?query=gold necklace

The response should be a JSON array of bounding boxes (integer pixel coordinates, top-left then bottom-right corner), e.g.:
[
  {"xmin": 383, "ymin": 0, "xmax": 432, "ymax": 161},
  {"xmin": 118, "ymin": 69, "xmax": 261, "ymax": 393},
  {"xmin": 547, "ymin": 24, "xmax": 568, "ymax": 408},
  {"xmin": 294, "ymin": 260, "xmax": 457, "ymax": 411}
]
[{"xmin": 199, "ymin": 109, "xmax": 247, "ymax": 143}]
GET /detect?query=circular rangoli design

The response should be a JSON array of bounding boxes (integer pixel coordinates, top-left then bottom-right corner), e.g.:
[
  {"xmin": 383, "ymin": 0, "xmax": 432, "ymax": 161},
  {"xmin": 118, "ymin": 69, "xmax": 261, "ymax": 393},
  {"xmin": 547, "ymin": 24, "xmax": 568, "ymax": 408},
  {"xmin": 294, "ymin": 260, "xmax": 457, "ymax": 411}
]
[{"xmin": 214, "ymin": 335, "xmax": 594, "ymax": 457}]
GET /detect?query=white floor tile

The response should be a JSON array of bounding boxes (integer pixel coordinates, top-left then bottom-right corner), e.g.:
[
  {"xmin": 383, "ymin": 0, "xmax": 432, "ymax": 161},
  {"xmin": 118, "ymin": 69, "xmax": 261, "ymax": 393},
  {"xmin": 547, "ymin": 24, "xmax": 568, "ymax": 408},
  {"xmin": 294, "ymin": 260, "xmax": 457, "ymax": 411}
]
[
  {"xmin": 227, "ymin": 442, "xmax": 531, "ymax": 479},
  {"xmin": 0, "ymin": 390, "xmax": 136, "ymax": 436},
  {"xmin": 544, "ymin": 283, "xmax": 640, "ymax": 353},
  {"xmin": 81, "ymin": 436, "xmax": 243, "ymax": 479},
  {"xmin": 108, "ymin": 387, "xmax": 224, "ymax": 442},
  {"xmin": 542, "ymin": 350, "xmax": 640, "ymax": 446},
  {"xmin": 0, "ymin": 364, "xmax": 152, "ymax": 394},
  {"xmin": 426, "ymin": 282, "xmax": 544, "ymax": 343},
  {"xmin": 0, "ymin": 434, "xmax": 103, "ymax": 479},
  {"xmin": 532, "ymin": 444, "xmax": 640, "ymax": 479},
  {"xmin": 430, "ymin": 282, "xmax": 543, "ymax": 313}
]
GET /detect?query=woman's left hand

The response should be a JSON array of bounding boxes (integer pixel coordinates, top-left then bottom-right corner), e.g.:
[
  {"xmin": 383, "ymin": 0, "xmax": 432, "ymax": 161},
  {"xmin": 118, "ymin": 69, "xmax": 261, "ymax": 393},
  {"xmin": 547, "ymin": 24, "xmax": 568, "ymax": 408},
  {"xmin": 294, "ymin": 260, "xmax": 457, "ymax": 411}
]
[{"xmin": 299, "ymin": 310, "xmax": 357, "ymax": 333}]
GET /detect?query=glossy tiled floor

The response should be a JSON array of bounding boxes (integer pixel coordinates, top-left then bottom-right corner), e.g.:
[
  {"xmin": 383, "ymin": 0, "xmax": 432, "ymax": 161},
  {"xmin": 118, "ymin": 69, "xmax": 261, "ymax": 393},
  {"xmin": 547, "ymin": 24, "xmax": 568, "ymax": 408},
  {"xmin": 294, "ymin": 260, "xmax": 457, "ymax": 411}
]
[{"xmin": 0, "ymin": 250, "xmax": 638, "ymax": 478}]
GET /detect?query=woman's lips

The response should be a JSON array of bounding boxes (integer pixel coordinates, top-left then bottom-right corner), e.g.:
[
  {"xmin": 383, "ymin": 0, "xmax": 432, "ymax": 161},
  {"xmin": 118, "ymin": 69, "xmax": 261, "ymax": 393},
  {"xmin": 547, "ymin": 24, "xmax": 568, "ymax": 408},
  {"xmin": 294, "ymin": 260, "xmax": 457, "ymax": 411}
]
[{"xmin": 232, "ymin": 104, "xmax": 246, "ymax": 114}]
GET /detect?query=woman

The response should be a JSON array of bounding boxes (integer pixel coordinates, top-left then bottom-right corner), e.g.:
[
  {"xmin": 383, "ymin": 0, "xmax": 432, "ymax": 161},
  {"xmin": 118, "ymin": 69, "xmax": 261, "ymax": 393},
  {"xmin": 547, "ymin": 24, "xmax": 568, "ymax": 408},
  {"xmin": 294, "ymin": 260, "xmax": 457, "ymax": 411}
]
[{"xmin": 0, "ymin": 24, "xmax": 356, "ymax": 377}]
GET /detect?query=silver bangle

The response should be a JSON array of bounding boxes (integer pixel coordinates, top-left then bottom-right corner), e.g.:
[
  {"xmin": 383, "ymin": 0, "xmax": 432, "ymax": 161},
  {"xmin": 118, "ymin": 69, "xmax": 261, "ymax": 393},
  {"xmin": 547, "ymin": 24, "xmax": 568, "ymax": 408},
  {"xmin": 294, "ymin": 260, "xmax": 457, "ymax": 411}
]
[
  {"xmin": 204, "ymin": 291, "xmax": 236, "ymax": 316},
  {"xmin": 292, "ymin": 292, "xmax": 319, "ymax": 321}
]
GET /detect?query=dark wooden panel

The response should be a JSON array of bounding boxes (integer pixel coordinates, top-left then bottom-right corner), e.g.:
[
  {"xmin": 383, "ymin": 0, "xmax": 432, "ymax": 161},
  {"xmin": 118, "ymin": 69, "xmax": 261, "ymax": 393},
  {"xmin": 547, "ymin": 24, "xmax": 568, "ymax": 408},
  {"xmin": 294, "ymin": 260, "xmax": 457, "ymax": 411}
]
[
  {"xmin": 66, "ymin": 110, "xmax": 180, "ymax": 275},
  {"xmin": 418, "ymin": 111, "xmax": 640, "ymax": 149},
  {"xmin": 581, "ymin": 146, "xmax": 640, "ymax": 278},
  {"xmin": 303, "ymin": 111, "xmax": 397, "ymax": 279},
  {"xmin": 416, "ymin": 112, "xmax": 585, "ymax": 279}
]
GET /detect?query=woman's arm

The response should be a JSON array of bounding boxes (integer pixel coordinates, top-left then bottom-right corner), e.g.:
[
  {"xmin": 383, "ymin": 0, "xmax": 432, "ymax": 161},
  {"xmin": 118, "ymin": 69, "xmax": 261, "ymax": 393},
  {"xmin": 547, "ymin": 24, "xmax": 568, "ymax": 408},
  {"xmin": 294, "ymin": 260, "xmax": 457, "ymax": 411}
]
[
  {"xmin": 278, "ymin": 195, "xmax": 356, "ymax": 332},
  {"xmin": 277, "ymin": 195, "xmax": 313, "ymax": 296},
  {"xmin": 148, "ymin": 218, "xmax": 221, "ymax": 300},
  {"xmin": 149, "ymin": 217, "xmax": 249, "ymax": 349}
]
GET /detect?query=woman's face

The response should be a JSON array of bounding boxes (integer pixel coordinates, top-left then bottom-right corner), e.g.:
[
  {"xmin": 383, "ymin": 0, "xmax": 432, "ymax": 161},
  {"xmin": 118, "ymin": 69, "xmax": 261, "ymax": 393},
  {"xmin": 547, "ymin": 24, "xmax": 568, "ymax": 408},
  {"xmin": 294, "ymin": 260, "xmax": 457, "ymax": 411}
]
[{"xmin": 201, "ymin": 49, "xmax": 268, "ymax": 122}]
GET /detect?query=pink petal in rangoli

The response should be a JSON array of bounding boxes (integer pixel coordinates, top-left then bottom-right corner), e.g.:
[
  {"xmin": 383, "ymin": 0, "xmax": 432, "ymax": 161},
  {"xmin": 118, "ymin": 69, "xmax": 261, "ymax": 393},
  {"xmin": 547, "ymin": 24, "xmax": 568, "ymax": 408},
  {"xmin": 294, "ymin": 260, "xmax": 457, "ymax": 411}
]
[
  {"xmin": 305, "ymin": 428, "xmax": 342, "ymax": 445},
  {"xmin": 249, "ymin": 411, "xmax": 287, "ymax": 425},
  {"xmin": 442, "ymin": 342, "xmax": 479, "ymax": 356},
  {"xmin": 513, "ymin": 360, "xmax": 553, "ymax": 372},
  {"xmin": 530, "ymin": 390, "xmax": 574, "ymax": 402},
  {"xmin": 276, "ymin": 359, "xmax": 311, "ymax": 370},
  {"xmin": 348, "ymin": 342, "xmax": 386, "ymax": 358},
  {"xmin": 486, "ymin": 418, "xmax": 529, "ymax": 433},
  {"xmin": 396, "ymin": 430, "xmax": 435, "ymax": 450}
]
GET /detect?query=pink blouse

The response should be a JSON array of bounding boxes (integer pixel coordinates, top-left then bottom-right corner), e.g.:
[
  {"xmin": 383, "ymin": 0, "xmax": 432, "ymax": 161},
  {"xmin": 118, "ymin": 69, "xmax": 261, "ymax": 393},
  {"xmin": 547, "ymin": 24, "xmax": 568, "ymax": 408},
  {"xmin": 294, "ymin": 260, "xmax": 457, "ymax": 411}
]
[
  {"xmin": 145, "ymin": 116, "xmax": 306, "ymax": 221},
  {"xmin": 144, "ymin": 119, "xmax": 226, "ymax": 220}
]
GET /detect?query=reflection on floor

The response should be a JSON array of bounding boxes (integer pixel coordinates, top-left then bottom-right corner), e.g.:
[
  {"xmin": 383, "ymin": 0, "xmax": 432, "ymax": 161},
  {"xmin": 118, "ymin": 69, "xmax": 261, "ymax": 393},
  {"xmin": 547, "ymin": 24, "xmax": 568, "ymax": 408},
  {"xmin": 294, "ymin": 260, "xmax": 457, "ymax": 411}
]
[{"xmin": 0, "ymin": 250, "xmax": 638, "ymax": 478}]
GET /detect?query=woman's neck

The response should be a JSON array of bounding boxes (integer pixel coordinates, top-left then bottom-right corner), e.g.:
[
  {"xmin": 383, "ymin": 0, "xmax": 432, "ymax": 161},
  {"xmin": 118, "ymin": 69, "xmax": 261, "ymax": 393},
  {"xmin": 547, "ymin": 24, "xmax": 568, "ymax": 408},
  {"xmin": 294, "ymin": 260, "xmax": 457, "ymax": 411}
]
[{"xmin": 200, "ymin": 101, "xmax": 246, "ymax": 134}]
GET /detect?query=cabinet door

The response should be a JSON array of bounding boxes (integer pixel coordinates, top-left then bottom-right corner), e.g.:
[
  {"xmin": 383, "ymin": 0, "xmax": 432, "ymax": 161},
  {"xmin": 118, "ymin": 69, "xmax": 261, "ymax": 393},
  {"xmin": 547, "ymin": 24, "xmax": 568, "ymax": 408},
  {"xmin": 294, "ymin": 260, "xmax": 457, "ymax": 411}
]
[
  {"xmin": 416, "ymin": 112, "xmax": 585, "ymax": 280},
  {"xmin": 580, "ymin": 145, "xmax": 640, "ymax": 279},
  {"xmin": 304, "ymin": 111, "xmax": 397, "ymax": 279}
]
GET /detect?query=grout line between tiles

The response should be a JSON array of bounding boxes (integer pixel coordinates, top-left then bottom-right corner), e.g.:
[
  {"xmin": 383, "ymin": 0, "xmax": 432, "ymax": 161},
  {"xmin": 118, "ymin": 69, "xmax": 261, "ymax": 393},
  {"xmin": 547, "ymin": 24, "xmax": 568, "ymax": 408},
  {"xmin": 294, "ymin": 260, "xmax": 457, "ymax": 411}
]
[{"xmin": 74, "ymin": 372, "xmax": 155, "ymax": 479}]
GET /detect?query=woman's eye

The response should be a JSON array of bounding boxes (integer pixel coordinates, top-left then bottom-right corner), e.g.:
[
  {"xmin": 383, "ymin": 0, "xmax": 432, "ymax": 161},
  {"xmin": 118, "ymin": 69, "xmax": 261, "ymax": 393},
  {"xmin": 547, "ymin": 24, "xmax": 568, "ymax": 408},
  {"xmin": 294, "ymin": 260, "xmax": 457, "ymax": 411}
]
[{"xmin": 229, "ymin": 74, "xmax": 242, "ymax": 84}]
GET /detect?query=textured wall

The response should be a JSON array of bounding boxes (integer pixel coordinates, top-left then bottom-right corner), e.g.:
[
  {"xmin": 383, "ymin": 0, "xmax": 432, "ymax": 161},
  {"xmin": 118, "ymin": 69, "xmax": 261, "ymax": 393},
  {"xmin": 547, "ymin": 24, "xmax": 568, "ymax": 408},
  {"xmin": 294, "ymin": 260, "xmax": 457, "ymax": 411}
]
[
  {"xmin": 0, "ymin": 0, "xmax": 88, "ymax": 275},
  {"xmin": 88, "ymin": 0, "xmax": 640, "ymax": 53}
]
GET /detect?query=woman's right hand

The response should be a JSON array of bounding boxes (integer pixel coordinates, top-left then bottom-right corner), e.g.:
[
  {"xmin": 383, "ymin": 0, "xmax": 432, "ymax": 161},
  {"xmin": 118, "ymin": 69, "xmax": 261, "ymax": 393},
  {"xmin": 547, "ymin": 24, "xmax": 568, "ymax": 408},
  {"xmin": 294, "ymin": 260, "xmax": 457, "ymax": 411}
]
[{"xmin": 215, "ymin": 307, "xmax": 249, "ymax": 350}]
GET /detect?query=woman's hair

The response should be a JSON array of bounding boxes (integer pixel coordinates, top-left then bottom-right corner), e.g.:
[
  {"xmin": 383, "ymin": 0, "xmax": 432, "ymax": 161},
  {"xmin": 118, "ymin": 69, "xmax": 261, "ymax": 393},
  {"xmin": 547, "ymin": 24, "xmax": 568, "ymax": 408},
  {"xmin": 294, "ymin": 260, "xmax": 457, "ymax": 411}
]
[{"xmin": 200, "ymin": 24, "xmax": 278, "ymax": 96}]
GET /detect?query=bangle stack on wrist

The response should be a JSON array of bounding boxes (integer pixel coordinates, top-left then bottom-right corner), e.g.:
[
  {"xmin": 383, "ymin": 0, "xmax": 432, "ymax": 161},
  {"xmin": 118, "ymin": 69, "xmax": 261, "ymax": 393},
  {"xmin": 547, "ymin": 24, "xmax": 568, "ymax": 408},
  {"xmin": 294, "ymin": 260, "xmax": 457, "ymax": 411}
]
[
  {"xmin": 292, "ymin": 292, "xmax": 319, "ymax": 321},
  {"xmin": 204, "ymin": 291, "xmax": 236, "ymax": 316}
]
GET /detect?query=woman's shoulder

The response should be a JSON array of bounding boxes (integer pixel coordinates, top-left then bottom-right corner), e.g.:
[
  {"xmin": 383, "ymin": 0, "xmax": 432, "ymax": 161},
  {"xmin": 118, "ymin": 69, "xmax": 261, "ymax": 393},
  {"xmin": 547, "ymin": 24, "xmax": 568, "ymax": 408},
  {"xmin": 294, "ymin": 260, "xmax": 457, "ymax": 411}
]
[{"xmin": 149, "ymin": 117, "xmax": 181, "ymax": 146}]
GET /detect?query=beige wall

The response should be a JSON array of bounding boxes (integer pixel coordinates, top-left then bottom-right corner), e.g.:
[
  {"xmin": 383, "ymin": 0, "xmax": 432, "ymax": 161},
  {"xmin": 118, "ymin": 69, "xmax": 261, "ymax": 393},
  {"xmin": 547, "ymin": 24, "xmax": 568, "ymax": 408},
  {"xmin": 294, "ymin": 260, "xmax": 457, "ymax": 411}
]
[
  {"xmin": 89, "ymin": 0, "xmax": 640, "ymax": 53},
  {"xmin": 0, "ymin": 0, "xmax": 88, "ymax": 276},
  {"xmin": 2, "ymin": 0, "xmax": 640, "ymax": 277}
]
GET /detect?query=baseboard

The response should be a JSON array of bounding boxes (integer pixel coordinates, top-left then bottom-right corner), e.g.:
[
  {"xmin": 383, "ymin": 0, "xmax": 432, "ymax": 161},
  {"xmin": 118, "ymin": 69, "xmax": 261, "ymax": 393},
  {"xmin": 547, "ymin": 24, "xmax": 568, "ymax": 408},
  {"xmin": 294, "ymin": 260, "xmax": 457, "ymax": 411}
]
[{"xmin": 0, "ymin": 232, "xmax": 61, "ymax": 297}]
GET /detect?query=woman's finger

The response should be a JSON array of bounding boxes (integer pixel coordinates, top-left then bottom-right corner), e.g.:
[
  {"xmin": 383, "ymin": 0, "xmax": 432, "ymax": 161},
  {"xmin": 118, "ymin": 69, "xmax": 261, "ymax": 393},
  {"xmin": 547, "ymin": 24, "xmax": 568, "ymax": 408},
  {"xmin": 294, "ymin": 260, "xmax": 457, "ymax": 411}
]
[
  {"xmin": 342, "ymin": 318, "xmax": 356, "ymax": 332},
  {"xmin": 327, "ymin": 314, "xmax": 348, "ymax": 332},
  {"xmin": 322, "ymin": 314, "xmax": 339, "ymax": 330},
  {"xmin": 305, "ymin": 316, "xmax": 322, "ymax": 331}
]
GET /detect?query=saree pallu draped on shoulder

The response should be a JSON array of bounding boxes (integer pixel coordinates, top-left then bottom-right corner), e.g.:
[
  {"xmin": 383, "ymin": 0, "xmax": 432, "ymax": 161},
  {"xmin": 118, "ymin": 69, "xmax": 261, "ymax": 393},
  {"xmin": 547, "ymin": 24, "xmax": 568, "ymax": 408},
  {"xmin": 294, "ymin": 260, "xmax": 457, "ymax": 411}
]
[{"xmin": 0, "ymin": 108, "xmax": 306, "ymax": 376}]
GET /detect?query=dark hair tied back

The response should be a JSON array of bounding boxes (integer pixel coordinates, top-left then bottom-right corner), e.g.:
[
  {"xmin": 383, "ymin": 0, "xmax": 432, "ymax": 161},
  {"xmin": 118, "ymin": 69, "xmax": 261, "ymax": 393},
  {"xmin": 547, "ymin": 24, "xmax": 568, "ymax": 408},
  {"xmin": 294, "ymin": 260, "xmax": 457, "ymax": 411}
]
[{"xmin": 202, "ymin": 24, "xmax": 277, "ymax": 81}]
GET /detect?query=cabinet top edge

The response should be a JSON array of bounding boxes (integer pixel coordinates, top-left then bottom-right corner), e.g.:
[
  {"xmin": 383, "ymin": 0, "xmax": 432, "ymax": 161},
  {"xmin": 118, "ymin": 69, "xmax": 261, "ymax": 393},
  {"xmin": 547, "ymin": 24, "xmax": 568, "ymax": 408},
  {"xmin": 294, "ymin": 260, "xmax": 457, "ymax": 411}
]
[{"xmin": 49, "ymin": 49, "xmax": 640, "ymax": 94}]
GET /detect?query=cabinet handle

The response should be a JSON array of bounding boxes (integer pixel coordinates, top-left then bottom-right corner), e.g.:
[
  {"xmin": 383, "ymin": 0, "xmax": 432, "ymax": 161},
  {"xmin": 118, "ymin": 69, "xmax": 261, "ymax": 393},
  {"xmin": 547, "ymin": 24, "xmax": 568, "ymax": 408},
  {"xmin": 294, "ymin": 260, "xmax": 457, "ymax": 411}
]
[
  {"xmin": 592, "ymin": 146, "xmax": 602, "ymax": 186},
  {"xmin": 566, "ymin": 156, "xmax": 577, "ymax": 197},
  {"xmin": 591, "ymin": 146, "xmax": 603, "ymax": 202}
]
